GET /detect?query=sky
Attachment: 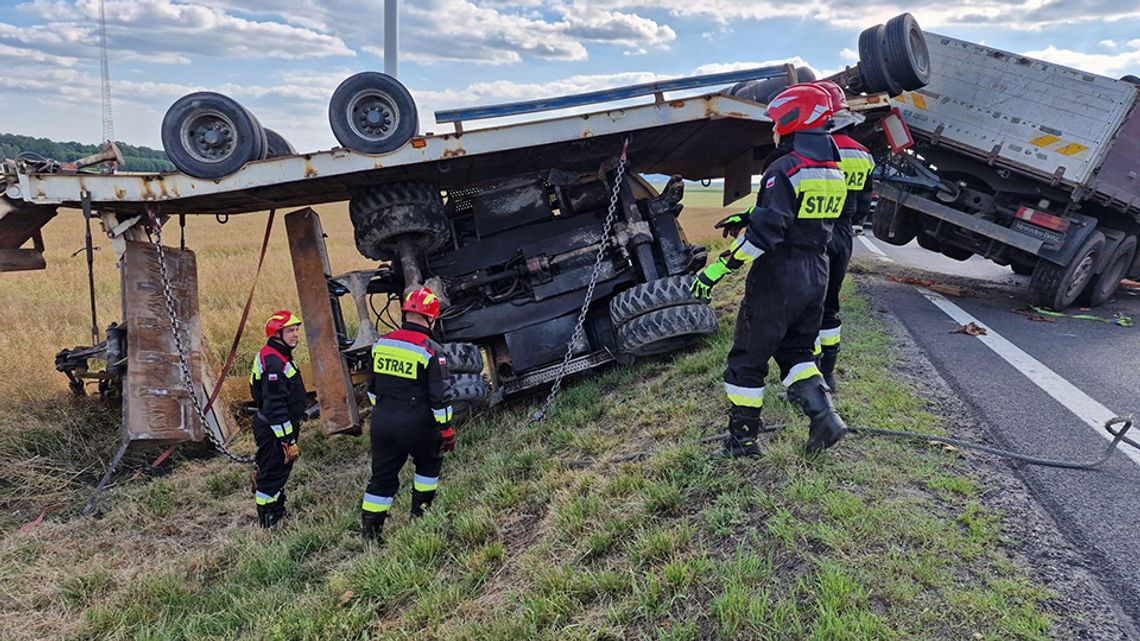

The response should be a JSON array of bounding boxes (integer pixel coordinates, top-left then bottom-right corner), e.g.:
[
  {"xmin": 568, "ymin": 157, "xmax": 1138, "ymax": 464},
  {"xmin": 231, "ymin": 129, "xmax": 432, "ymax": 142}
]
[{"xmin": 2, "ymin": 0, "xmax": 1139, "ymax": 154}]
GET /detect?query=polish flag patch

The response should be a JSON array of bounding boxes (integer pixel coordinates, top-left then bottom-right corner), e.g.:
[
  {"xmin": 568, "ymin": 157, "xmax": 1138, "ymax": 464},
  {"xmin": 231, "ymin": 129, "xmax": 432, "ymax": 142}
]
[
  {"xmin": 765, "ymin": 176, "xmax": 776, "ymax": 189},
  {"xmin": 268, "ymin": 373, "xmax": 278, "ymax": 381}
]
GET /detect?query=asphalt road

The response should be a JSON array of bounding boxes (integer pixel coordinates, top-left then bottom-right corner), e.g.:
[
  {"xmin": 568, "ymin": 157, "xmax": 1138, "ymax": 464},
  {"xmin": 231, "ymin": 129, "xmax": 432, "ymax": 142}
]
[{"xmin": 854, "ymin": 235, "xmax": 1140, "ymax": 630}]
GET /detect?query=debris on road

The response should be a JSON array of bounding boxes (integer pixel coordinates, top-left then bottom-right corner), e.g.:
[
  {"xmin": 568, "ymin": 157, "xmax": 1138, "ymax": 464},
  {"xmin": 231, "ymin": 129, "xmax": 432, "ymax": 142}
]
[
  {"xmin": 951, "ymin": 322, "xmax": 988, "ymax": 336},
  {"xmin": 1030, "ymin": 306, "xmax": 1134, "ymax": 327},
  {"xmin": 888, "ymin": 275, "xmax": 967, "ymax": 297}
]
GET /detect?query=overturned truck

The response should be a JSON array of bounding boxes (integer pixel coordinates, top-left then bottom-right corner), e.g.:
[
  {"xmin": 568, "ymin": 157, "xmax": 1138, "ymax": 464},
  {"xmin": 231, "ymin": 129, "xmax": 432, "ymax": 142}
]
[{"xmin": 0, "ymin": 16, "xmax": 925, "ymax": 452}]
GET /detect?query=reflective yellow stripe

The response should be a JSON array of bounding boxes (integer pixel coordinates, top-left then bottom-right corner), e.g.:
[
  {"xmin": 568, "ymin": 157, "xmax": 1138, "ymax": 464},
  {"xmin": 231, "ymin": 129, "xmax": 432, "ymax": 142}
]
[
  {"xmin": 782, "ymin": 362, "xmax": 822, "ymax": 387},
  {"xmin": 414, "ymin": 474, "xmax": 439, "ymax": 492},
  {"xmin": 362, "ymin": 493, "xmax": 393, "ymax": 513},
  {"xmin": 813, "ymin": 336, "xmax": 822, "ymax": 357},
  {"xmin": 283, "ymin": 363, "xmax": 297, "ymax": 378},
  {"xmin": 819, "ymin": 326, "xmax": 841, "ymax": 347},
  {"xmin": 367, "ymin": 392, "xmax": 376, "ymax": 406},
  {"xmin": 255, "ymin": 491, "xmax": 279, "ymax": 505},
  {"xmin": 433, "ymin": 406, "xmax": 453, "ymax": 424},
  {"xmin": 725, "ymin": 383, "xmax": 764, "ymax": 408}
]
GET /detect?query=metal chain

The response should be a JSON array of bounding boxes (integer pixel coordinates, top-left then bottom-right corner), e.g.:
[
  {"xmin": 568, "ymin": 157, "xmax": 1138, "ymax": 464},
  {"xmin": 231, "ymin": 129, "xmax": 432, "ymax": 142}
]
[
  {"xmin": 152, "ymin": 221, "xmax": 254, "ymax": 464},
  {"xmin": 529, "ymin": 137, "xmax": 630, "ymax": 425}
]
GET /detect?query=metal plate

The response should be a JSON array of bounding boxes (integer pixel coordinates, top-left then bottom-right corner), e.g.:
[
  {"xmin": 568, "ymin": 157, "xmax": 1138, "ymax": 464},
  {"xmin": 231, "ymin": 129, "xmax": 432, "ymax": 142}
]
[{"xmin": 122, "ymin": 241, "xmax": 206, "ymax": 445}]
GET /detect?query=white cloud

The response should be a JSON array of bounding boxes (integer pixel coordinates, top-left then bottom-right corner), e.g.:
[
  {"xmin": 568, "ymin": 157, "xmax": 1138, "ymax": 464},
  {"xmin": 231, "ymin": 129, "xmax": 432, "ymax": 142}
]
[
  {"xmin": 1100, "ymin": 40, "xmax": 1119, "ymax": 49},
  {"xmin": 839, "ymin": 47, "xmax": 858, "ymax": 63},
  {"xmin": 1022, "ymin": 44, "xmax": 1140, "ymax": 77}
]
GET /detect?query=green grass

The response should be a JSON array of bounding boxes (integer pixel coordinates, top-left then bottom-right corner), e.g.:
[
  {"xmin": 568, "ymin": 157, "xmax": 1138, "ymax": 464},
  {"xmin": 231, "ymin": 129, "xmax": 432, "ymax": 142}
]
[{"xmin": 0, "ymin": 271, "xmax": 1063, "ymax": 641}]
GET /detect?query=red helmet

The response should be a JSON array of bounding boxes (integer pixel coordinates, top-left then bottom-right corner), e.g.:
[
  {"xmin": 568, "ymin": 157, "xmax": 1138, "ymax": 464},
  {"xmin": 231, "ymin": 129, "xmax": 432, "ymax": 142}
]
[
  {"xmin": 766, "ymin": 84, "xmax": 833, "ymax": 136},
  {"xmin": 265, "ymin": 310, "xmax": 302, "ymax": 338},
  {"xmin": 813, "ymin": 80, "xmax": 849, "ymax": 113},
  {"xmin": 402, "ymin": 287, "xmax": 441, "ymax": 321}
]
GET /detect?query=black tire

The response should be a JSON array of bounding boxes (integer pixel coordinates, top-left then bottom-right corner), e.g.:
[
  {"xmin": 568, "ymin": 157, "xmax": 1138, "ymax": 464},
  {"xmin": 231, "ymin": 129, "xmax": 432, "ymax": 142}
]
[
  {"xmin": 1078, "ymin": 235, "xmax": 1136, "ymax": 307},
  {"xmin": 872, "ymin": 197, "xmax": 918, "ymax": 246},
  {"xmin": 1121, "ymin": 75, "xmax": 1140, "ymax": 86},
  {"xmin": 161, "ymin": 92, "xmax": 261, "ymax": 179},
  {"xmin": 609, "ymin": 276, "xmax": 700, "ymax": 327},
  {"xmin": 329, "ymin": 72, "xmax": 418, "ymax": 154},
  {"xmin": 617, "ymin": 304, "xmax": 718, "ymax": 357},
  {"xmin": 349, "ymin": 182, "xmax": 450, "ymax": 261},
  {"xmin": 265, "ymin": 128, "xmax": 296, "ymax": 157},
  {"xmin": 441, "ymin": 342, "xmax": 483, "ymax": 375},
  {"xmin": 940, "ymin": 244, "xmax": 973, "ymax": 261},
  {"xmin": 244, "ymin": 107, "xmax": 268, "ymax": 162},
  {"xmin": 1031, "ymin": 231, "xmax": 1105, "ymax": 309},
  {"xmin": 883, "ymin": 13, "xmax": 931, "ymax": 91},
  {"xmin": 1011, "ymin": 261, "xmax": 1035, "ymax": 276},
  {"xmin": 858, "ymin": 25, "xmax": 902, "ymax": 96},
  {"xmin": 916, "ymin": 231, "xmax": 940, "ymax": 252},
  {"xmin": 447, "ymin": 372, "xmax": 490, "ymax": 414}
]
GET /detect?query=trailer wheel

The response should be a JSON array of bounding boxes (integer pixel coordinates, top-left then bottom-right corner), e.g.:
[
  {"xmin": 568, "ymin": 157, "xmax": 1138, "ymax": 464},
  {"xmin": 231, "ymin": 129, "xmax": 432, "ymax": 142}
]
[
  {"xmin": 441, "ymin": 342, "xmax": 483, "ymax": 375},
  {"xmin": 872, "ymin": 197, "xmax": 918, "ymax": 246},
  {"xmin": 329, "ymin": 72, "xmax": 418, "ymax": 154},
  {"xmin": 245, "ymin": 107, "xmax": 269, "ymax": 161},
  {"xmin": 916, "ymin": 231, "xmax": 940, "ymax": 252},
  {"xmin": 349, "ymin": 182, "xmax": 450, "ymax": 261},
  {"xmin": 858, "ymin": 25, "xmax": 902, "ymax": 96},
  {"xmin": 617, "ymin": 304, "xmax": 718, "ymax": 357},
  {"xmin": 161, "ymin": 92, "xmax": 262, "ymax": 178},
  {"xmin": 1031, "ymin": 231, "xmax": 1105, "ymax": 309},
  {"xmin": 940, "ymin": 244, "xmax": 973, "ymax": 261},
  {"xmin": 609, "ymin": 276, "xmax": 702, "ymax": 327},
  {"xmin": 447, "ymin": 372, "xmax": 490, "ymax": 415},
  {"xmin": 1079, "ymin": 235, "xmax": 1136, "ymax": 307},
  {"xmin": 882, "ymin": 13, "xmax": 930, "ymax": 91},
  {"xmin": 265, "ymin": 128, "xmax": 296, "ymax": 157}
]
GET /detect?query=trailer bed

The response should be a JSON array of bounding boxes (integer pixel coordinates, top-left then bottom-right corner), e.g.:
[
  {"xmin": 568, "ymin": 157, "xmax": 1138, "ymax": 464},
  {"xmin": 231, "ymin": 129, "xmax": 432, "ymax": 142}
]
[{"xmin": 10, "ymin": 94, "xmax": 773, "ymax": 216}]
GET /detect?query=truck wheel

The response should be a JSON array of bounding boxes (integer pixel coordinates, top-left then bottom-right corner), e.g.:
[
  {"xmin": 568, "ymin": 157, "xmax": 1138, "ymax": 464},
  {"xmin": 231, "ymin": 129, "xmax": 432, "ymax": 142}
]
[
  {"xmin": 883, "ymin": 13, "xmax": 930, "ymax": 90},
  {"xmin": 447, "ymin": 372, "xmax": 490, "ymax": 415},
  {"xmin": 349, "ymin": 182, "xmax": 450, "ymax": 261},
  {"xmin": 1031, "ymin": 231, "xmax": 1105, "ymax": 309},
  {"xmin": 161, "ymin": 92, "xmax": 262, "ymax": 178},
  {"xmin": 610, "ymin": 276, "xmax": 701, "ymax": 327},
  {"xmin": 1078, "ymin": 235, "xmax": 1136, "ymax": 307},
  {"xmin": 858, "ymin": 25, "xmax": 902, "ymax": 96},
  {"xmin": 441, "ymin": 342, "xmax": 483, "ymax": 375},
  {"xmin": 940, "ymin": 244, "xmax": 973, "ymax": 261},
  {"xmin": 916, "ymin": 231, "xmax": 940, "ymax": 252},
  {"xmin": 872, "ymin": 198, "xmax": 918, "ymax": 246},
  {"xmin": 264, "ymin": 128, "xmax": 296, "ymax": 157},
  {"xmin": 617, "ymin": 304, "xmax": 718, "ymax": 357},
  {"xmin": 1011, "ymin": 262, "xmax": 1034, "ymax": 276},
  {"xmin": 329, "ymin": 72, "xmax": 418, "ymax": 154}
]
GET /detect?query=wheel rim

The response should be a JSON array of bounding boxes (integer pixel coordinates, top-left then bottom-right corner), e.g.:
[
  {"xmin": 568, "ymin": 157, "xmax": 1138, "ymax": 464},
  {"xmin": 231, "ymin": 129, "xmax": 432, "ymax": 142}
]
[
  {"xmin": 1064, "ymin": 251, "xmax": 1097, "ymax": 300},
  {"xmin": 909, "ymin": 27, "xmax": 930, "ymax": 75},
  {"xmin": 347, "ymin": 90, "xmax": 400, "ymax": 142},
  {"xmin": 179, "ymin": 108, "xmax": 238, "ymax": 164}
]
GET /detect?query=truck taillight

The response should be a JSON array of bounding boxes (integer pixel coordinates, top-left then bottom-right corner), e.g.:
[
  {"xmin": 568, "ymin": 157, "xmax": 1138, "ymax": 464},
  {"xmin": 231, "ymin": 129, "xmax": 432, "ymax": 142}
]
[{"xmin": 1015, "ymin": 205, "xmax": 1070, "ymax": 232}]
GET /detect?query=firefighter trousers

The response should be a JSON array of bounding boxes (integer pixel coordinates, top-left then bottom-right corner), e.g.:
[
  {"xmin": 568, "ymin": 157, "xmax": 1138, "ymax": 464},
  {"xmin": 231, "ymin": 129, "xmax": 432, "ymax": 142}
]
[
  {"xmin": 363, "ymin": 403, "xmax": 444, "ymax": 514},
  {"xmin": 724, "ymin": 246, "xmax": 829, "ymax": 409},
  {"xmin": 820, "ymin": 223, "xmax": 854, "ymax": 349},
  {"xmin": 253, "ymin": 417, "xmax": 296, "ymax": 511}
]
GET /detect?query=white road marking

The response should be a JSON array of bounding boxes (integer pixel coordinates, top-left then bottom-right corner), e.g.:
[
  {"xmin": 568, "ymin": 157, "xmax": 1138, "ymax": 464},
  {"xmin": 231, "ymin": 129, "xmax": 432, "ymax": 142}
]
[
  {"xmin": 919, "ymin": 289, "xmax": 1140, "ymax": 467},
  {"xmin": 858, "ymin": 235, "xmax": 895, "ymax": 262}
]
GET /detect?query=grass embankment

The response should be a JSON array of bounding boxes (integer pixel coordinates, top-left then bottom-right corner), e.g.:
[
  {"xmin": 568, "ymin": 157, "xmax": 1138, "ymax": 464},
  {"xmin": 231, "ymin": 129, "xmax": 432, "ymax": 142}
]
[{"xmin": 2, "ymin": 279, "xmax": 1057, "ymax": 639}]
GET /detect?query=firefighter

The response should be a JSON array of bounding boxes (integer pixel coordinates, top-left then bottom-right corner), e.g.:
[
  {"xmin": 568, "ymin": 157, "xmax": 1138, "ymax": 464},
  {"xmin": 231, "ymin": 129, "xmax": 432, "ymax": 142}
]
[
  {"xmin": 361, "ymin": 287, "xmax": 455, "ymax": 542},
  {"xmin": 812, "ymin": 80, "xmax": 876, "ymax": 391},
  {"xmin": 250, "ymin": 311, "xmax": 306, "ymax": 528},
  {"xmin": 693, "ymin": 83, "xmax": 849, "ymax": 457}
]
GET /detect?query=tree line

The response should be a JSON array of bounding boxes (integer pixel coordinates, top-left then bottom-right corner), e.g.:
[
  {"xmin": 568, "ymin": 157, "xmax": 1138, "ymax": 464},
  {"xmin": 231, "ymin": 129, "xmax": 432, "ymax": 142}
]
[{"xmin": 0, "ymin": 133, "xmax": 175, "ymax": 173}]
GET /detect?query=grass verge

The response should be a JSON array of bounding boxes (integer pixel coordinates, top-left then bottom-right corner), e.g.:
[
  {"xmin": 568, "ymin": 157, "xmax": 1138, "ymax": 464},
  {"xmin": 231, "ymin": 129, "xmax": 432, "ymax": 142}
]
[{"xmin": 0, "ymin": 271, "xmax": 1059, "ymax": 641}]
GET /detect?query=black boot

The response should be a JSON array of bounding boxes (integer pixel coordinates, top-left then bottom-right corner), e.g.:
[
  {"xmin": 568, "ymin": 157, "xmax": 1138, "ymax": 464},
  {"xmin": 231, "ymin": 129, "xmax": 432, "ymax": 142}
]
[
  {"xmin": 410, "ymin": 489, "xmax": 436, "ymax": 518},
  {"xmin": 362, "ymin": 510, "xmax": 387, "ymax": 543},
  {"xmin": 786, "ymin": 377, "xmax": 847, "ymax": 454},
  {"xmin": 721, "ymin": 407, "xmax": 763, "ymax": 458},
  {"xmin": 819, "ymin": 347, "xmax": 839, "ymax": 393},
  {"xmin": 257, "ymin": 503, "xmax": 286, "ymax": 529}
]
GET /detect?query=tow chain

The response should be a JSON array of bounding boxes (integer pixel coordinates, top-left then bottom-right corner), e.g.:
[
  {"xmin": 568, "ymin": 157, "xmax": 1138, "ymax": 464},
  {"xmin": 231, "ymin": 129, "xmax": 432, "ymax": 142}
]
[
  {"xmin": 529, "ymin": 136, "xmax": 630, "ymax": 425},
  {"xmin": 151, "ymin": 218, "xmax": 254, "ymax": 464}
]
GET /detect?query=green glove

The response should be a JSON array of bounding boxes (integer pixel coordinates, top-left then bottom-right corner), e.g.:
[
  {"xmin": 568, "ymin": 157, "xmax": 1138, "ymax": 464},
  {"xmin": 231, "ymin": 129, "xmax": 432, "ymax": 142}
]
[
  {"xmin": 714, "ymin": 207, "xmax": 753, "ymax": 239},
  {"xmin": 691, "ymin": 259, "xmax": 732, "ymax": 300}
]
